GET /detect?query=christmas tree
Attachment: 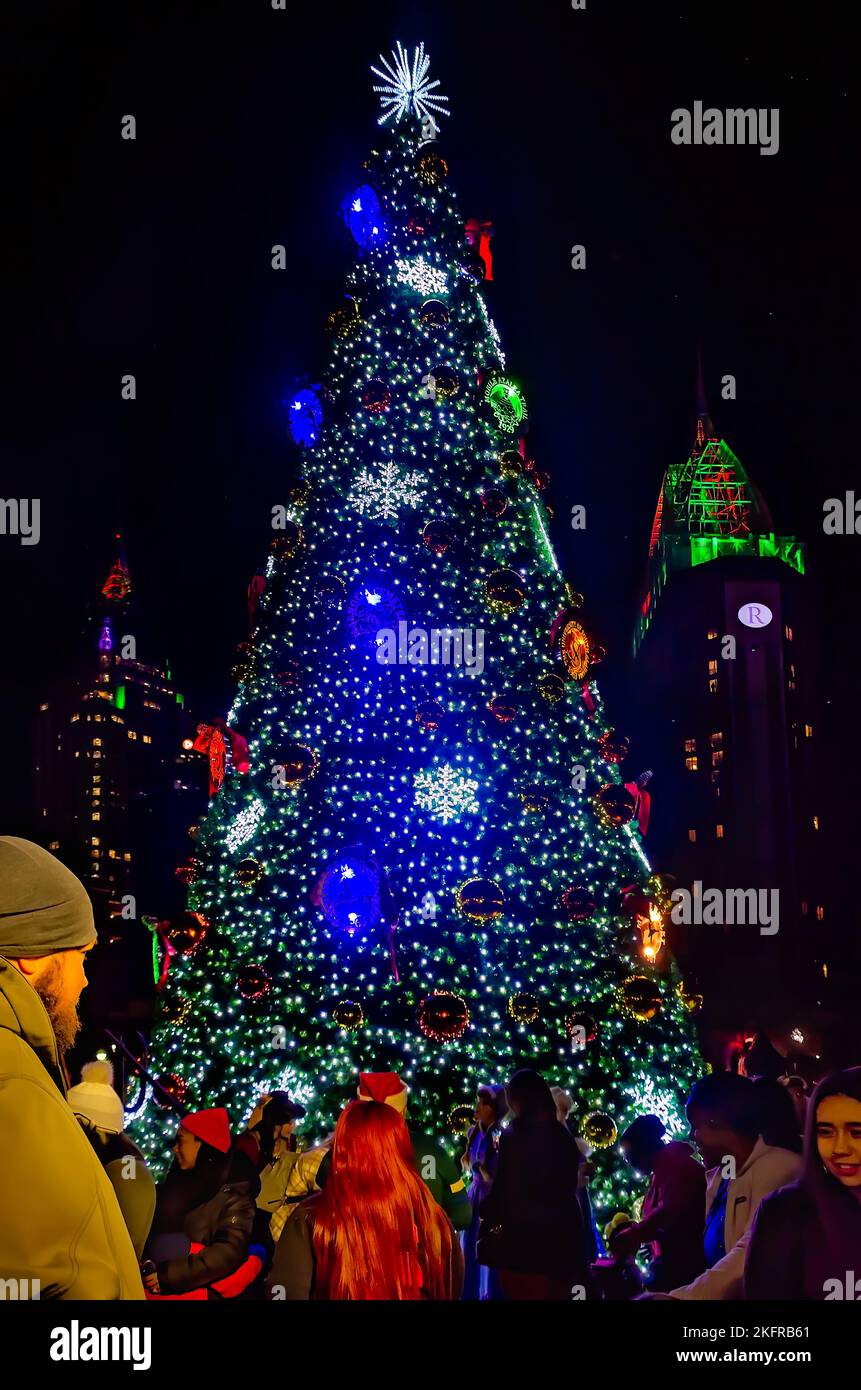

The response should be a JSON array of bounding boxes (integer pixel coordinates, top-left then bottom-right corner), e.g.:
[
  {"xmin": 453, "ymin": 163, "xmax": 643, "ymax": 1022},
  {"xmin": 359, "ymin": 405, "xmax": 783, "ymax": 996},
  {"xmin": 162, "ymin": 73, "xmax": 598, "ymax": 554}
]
[{"xmin": 131, "ymin": 42, "xmax": 703, "ymax": 1216}]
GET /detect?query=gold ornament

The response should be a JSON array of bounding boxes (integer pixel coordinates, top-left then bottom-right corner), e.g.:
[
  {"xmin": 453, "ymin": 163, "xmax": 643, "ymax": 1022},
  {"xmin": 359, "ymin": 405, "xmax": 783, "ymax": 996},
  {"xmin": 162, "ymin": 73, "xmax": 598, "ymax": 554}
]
[
  {"xmin": 580, "ymin": 1111, "xmax": 618, "ymax": 1149},
  {"xmin": 508, "ymin": 992, "xmax": 540, "ymax": 1024},
  {"xmin": 619, "ymin": 974, "xmax": 663, "ymax": 1021},
  {"xmin": 484, "ymin": 569, "xmax": 526, "ymax": 615},
  {"xmin": 333, "ymin": 1000, "xmax": 364, "ymax": 1031},
  {"xmin": 537, "ymin": 671, "xmax": 566, "ymax": 705},
  {"xmin": 456, "ymin": 878, "xmax": 505, "ymax": 922},
  {"xmin": 561, "ymin": 619, "xmax": 591, "ymax": 681},
  {"xmin": 449, "ymin": 1104, "xmax": 474, "ymax": 1136}
]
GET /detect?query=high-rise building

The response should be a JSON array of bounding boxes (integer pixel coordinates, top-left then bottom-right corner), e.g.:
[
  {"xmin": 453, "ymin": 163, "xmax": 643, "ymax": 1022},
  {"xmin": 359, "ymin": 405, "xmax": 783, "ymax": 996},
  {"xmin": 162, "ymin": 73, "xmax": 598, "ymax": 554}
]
[
  {"xmin": 630, "ymin": 372, "xmax": 825, "ymax": 1034},
  {"xmin": 34, "ymin": 537, "xmax": 206, "ymax": 939}
]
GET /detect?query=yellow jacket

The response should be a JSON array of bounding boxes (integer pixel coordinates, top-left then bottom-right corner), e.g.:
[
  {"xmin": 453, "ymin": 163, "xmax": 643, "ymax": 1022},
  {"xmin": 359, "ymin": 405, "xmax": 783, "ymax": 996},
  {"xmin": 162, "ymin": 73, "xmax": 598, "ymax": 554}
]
[{"xmin": 0, "ymin": 959, "xmax": 145, "ymax": 1299}]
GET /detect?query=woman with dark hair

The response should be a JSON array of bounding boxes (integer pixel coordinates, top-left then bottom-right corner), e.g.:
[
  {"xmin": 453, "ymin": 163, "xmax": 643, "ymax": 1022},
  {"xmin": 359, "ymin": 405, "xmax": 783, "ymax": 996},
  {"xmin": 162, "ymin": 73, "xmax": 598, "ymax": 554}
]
[
  {"xmin": 266, "ymin": 1099, "xmax": 459, "ymax": 1299},
  {"xmin": 745, "ymin": 1067, "xmax": 861, "ymax": 1299},
  {"xmin": 460, "ymin": 1082, "xmax": 507, "ymax": 1300},
  {"xmin": 142, "ymin": 1108, "xmax": 259, "ymax": 1299},
  {"xmin": 476, "ymin": 1069, "xmax": 591, "ymax": 1300}
]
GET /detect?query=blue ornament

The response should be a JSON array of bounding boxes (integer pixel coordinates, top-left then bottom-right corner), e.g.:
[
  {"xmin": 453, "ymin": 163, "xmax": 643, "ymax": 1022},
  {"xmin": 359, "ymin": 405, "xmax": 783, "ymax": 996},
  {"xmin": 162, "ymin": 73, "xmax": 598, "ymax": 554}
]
[
  {"xmin": 318, "ymin": 853, "xmax": 382, "ymax": 938},
  {"xmin": 340, "ymin": 184, "xmax": 387, "ymax": 250},
  {"xmin": 286, "ymin": 386, "xmax": 323, "ymax": 448}
]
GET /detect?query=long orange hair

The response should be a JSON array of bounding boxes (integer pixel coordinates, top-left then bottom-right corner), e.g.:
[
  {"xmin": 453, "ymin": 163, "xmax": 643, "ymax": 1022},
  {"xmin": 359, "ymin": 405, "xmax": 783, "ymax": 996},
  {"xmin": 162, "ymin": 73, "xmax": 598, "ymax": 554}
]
[{"xmin": 311, "ymin": 1100, "xmax": 455, "ymax": 1300}]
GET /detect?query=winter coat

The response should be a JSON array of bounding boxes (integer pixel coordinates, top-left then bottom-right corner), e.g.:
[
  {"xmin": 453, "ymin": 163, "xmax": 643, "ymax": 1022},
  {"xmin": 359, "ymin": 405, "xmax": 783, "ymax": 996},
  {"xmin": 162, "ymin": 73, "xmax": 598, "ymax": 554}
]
[
  {"xmin": 477, "ymin": 1116, "xmax": 591, "ymax": 1286},
  {"xmin": 152, "ymin": 1176, "xmax": 257, "ymax": 1296},
  {"xmin": 745, "ymin": 1182, "xmax": 861, "ymax": 1300},
  {"xmin": 670, "ymin": 1138, "xmax": 801, "ymax": 1300},
  {"xmin": 77, "ymin": 1120, "xmax": 157, "ymax": 1259},
  {"xmin": 0, "ymin": 957, "xmax": 145, "ymax": 1299}
]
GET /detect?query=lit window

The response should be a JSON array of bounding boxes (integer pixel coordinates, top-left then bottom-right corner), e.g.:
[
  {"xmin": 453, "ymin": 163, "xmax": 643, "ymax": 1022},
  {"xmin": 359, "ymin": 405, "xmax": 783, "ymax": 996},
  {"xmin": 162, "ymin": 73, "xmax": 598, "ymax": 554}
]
[
  {"xmin": 49, "ymin": 839, "xmax": 59, "ymax": 849},
  {"xmin": 709, "ymin": 731, "xmax": 723, "ymax": 747},
  {"xmin": 91, "ymin": 849, "xmax": 99, "ymax": 859},
  {"xmin": 92, "ymin": 750, "xmax": 101, "ymax": 759},
  {"xmin": 708, "ymin": 659, "xmax": 718, "ymax": 675},
  {"xmin": 801, "ymin": 901, "xmax": 808, "ymax": 916},
  {"xmin": 684, "ymin": 738, "xmax": 696, "ymax": 753},
  {"xmin": 804, "ymin": 724, "xmax": 813, "ymax": 738},
  {"xmin": 123, "ymin": 852, "xmax": 132, "ymax": 862},
  {"xmin": 685, "ymin": 756, "xmax": 698, "ymax": 772},
  {"xmin": 712, "ymin": 750, "xmax": 724, "ymax": 766},
  {"xmin": 710, "ymin": 769, "xmax": 720, "ymax": 783},
  {"xmin": 816, "ymin": 905, "xmax": 825, "ymax": 921},
  {"xmin": 92, "ymin": 775, "xmax": 101, "ymax": 785},
  {"xmin": 142, "ymin": 734, "xmax": 153, "ymax": 744},
  {"xmin": 94, "ymin": 714, "xmax": 103, "ymax": 722},
  {"xmin": 708, "ymin": 678, "xmax": 718, "ymax": 694},
  {"xmin": 144, "ymin": 700, "xmax": 161, "ymax": 711},
  {"xmin": 788, "ymin": 681, "xmax": 796, "ymax": 691},
  {"xmin": 71, "ymin": 713, "xmax": 80, "ymax": 722},
  {"xmin": 785, "ymin": 626, "xmax": 793, "ymax": 641},
  {"xmin": 789, "ymin": 664, "xmax": 796, "ymax": 677},
  {"xmin": 92, "ymin": 812, "xmax": 101, "ymax": 821},
  {"xmin": 716, "ymin": 824, "xmax": 724, "ymax": 838},
  {"xmin": 92, "ymin": 738, "xmax": 102, "ymax": 747},
  {"xmin": 707, "ymin": 629, "xmax": 718, "ymax": 640},
  {"xmin": 128, "ymin": 730, "xmax": 138, "ymax": 740},
  {"xmin": 39, "ymin": 702, "xmax": 49, "ymax": 712},
  {"xmin": 688, "ymin": 829, "xmax": 697, "ymax": 843}
]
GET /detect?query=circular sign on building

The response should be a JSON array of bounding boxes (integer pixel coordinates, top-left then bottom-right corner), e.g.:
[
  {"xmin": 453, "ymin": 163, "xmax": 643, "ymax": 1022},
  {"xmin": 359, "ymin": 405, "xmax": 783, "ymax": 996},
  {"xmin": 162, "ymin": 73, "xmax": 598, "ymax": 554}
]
[{"xmin": 737, "ymin": 602, "xmax": 773, "ymax": 630}]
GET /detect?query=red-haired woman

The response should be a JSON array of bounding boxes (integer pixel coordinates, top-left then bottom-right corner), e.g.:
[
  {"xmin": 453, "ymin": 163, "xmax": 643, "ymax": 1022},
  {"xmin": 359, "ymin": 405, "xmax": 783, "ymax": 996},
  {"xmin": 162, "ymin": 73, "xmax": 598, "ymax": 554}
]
[{"xmin": 266, "ymin": 1100, "xmax": 460, "ymax": 1299}]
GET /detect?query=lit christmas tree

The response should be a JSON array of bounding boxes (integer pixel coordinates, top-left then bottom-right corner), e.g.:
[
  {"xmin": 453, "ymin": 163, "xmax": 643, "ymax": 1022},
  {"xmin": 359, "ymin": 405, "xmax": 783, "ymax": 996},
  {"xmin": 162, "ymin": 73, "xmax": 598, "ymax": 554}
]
[{"xmin": 131, "ymin": 43, "xmax": 703, "ymax": 1216}]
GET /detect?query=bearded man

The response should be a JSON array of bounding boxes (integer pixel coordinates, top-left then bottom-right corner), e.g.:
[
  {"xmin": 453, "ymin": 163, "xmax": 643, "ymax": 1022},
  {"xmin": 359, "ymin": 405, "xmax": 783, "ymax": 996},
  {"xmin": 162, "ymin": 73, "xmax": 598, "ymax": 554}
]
[{"xmin": 0, "ymin": 836, "xmax": 144, "ymax": 1298}]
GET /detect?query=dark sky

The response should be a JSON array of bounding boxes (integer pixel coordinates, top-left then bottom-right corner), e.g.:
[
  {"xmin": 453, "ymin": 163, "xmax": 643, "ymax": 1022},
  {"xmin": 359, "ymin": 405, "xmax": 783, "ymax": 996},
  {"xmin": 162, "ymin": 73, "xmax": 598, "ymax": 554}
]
[{"xmin": 4, "ymin": 0, "xmax": 855, "ymax": 828}]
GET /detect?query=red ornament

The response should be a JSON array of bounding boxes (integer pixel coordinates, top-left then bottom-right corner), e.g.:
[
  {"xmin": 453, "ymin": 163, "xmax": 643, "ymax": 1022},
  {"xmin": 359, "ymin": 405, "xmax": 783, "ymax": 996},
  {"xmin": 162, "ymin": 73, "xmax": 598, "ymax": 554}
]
[
  {"xmin": 237, "ymin": 964, "xmax": 272, "ymax": 1001},
  {"xmin": 488, "ymin": 694, "xmax": 518, "ymax": 724},
  {"xmin": 154, "ymin": 1073, "xmax": 188, "ymax": 1110},
  {"xmin": 164, "ymin": 911, "xmax": 210, "ymax": 955},
  {"xmin": 274, "ymin": 661, "xmax": 302, "ymax": 692},
  {"xmin": 598, "ymin": 729, "xmax": 630, "ymax": 765},
  {"xmin": 422, "ymin": 519, "xmax": 455, "ymax": 556},
  {"xmin": 596, "ymin": 784, "xmax": 637, "ymax": 828},
  {"xmin": 418, "ymin": 992, "xmax": 469, "ymax": 1042},
  {"xmin": 565, "ymin": 1012, "xmax": 599, "ymax": 1045},
  {"xmin": 415, "ymin": 700, "xmax": 446, "ymax": 732},
  {"xmin": 362, "ymin": 379, "xmax": 392, "ymax": 414},
  {"xmin": 561, "ymin": 887, "xmax": 597, "ymax": 921},
  {"xmin": 480, "ymin": 489, "xmax": 508, "ymax": 519},
  {"xmin": 174, "ymin": 856, "xmax": 202, "ymax": 886}
]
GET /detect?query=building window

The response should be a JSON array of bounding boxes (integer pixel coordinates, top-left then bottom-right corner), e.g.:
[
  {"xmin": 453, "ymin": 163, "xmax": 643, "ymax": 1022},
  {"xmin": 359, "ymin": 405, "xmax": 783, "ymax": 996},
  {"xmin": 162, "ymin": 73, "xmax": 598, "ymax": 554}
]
[
  {"xmin": 712, "ymin": 750, "xmax": 724, "ymax": 766},
  {"xmin": 707, "ymin": 629, "xmax": 718, "ymax": 640},
  {"xmin": 785, "ymin": 625, "xmax": 793, "ymax": 641},
  {"xmin": 123, "ymin": 852, "xmax": 132, "ymax": 862},
  {"xmin": 92, "ymin": 750, "xmax": 101, "ymax": 759},
  {"xmin": 92, "ymin": 812, "xmax": 101, "ymax": 821},
  {"xmin": 684, "ymin": 738, "xmax": 696, "ymax": 753},
  {"xmin": 144, "ymin": 700, "xmax": 161, "ymax": 711},
  {"xmin": 804, "ymin": 724, "xmax": 813, "ymax": 738},
  {"xmin": 708, "ymin": 659, "xmax": 718, "ymax": 675},
  {"xmin": 71, "ymin": 713, "xmax": 80, "ymax": 722},
  {"xmin": 709, "ymin": 731, "xmax": 723, "ymax": 747},
  {"xmin": 688, "ymin": 829, "xmax": 697, "ymax": 843},
  {"xmin": 816, "ymin": 905, "xmax": 825, "ymax": 921},
  {"xmin": 92, "ymin": 738, "xmax": 102, "ymax": 747},
  {"xmin": 128, "ymin": 730, "xmax": 138, "ymax": 740},
  {"xmin": 788, "ymin": 680, "xmax": 796, "ymax": 691},
  {"xmin": 801, "ymin": 901, "xmax": 808, "ymax": 916},
  {"xmin": 812, "ymin": 815, "xmax": 820, "ymax": 831},
  {"xmin": 708, "ymin": 677, "xmax": 718, "ymax": 694},
  {"xmin": 685, "ymin": 756, "xmax": 698, "ymax": 772},
  {"xmin": 142, "ymin": 734, "xmax": 153, "ymax": 745},
  {"xmin": 716, "ymin": 824, "xmax": 724, "ymax": 839},
  {"xmin": 39, "ymin": 702, "xmax": 49, "ymax": 712}
]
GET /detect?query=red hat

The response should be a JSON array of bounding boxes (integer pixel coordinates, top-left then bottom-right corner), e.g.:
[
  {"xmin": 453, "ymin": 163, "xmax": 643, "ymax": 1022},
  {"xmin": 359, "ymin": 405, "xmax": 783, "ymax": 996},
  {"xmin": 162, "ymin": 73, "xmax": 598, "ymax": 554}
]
[
  {"xmin": 180, "ymin": 1108, "xmax": 232, "ymax": 1153},
  {"xmin": 357, "ymin": 1072, "xmax": 409, "ymax": 1113}
]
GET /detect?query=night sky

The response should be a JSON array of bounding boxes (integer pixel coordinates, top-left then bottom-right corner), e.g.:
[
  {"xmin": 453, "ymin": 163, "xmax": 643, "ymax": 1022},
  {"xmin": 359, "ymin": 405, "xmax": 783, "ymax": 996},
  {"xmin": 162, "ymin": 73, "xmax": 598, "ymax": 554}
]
[{"xmin": 4, "ymin": 0, "xmax": 855, "ymax": 834}]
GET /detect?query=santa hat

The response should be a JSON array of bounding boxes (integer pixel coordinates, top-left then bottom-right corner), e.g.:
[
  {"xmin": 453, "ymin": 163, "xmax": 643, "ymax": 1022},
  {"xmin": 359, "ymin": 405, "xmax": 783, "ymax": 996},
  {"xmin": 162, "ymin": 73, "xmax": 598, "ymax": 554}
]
[
  {"xmin": 181, "ymin": 1107, "xmax": 232, "ymax": 1153},
  {"xmin": 67, "ymin": 1060, "xmax": 124, "ymax": 1134},
  {"xmin": 357, "ymin": 1072, "xmax": 409, "ymax": 1114}
]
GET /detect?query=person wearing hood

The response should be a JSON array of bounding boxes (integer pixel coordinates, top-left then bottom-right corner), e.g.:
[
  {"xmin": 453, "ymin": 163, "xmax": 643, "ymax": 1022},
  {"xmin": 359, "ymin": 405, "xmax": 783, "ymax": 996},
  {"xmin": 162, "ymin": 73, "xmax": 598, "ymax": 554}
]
[
  {"xmin": 615, "ymin": 1113, "xmax": 705, "ymax": 1291},
  {"xmin": 745, "ymin": 1067, "xmax": 861, "ymax": 1299},
  {"xmin": 0, "ymin": 836, "xmax": 144, "ymax": 1299},
  {"xmin": 669, "ymin": 1071, "xmax": 801, "ymax": 1300},
  {"xmin": 460, "ymin": 1082, "xmax": 507, "ymax": 1300},
  {"xmin": 142, "ymin": 1107, "xmax": 259, "ymax": 1299},
  {"xmin": 67, "ymin": 1058, "xmax": 156, "ymax": 1259}
]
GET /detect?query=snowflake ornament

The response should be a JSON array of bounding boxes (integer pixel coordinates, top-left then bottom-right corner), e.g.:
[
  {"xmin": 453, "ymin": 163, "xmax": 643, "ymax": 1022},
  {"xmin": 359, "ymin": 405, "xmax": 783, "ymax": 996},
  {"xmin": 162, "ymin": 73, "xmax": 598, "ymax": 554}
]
[
  {"xmin": 225, "ymin": 798, "xmax": 265, "ymax": 854},
  {"xmin": 395, "ymin": 256, "xmax": 449, "ymax": 297},
  {"xmin": 350, "ymin": 460, "xmax": 426, "ymax": 522},
  {"xmin": 414, "ymin": 764, "xmax": 480, "ymax": 825},
  {"xmin": 371, "ymin": 42, "xmax": 450, "ymax": 128}
]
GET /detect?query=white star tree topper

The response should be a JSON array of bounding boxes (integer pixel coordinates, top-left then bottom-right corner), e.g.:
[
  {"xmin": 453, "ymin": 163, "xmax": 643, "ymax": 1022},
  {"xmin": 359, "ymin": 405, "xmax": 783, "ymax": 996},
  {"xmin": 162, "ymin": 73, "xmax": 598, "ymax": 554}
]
[{"xmin": 371, "ymin": 42, "xmax": 450, "ymax": 128}]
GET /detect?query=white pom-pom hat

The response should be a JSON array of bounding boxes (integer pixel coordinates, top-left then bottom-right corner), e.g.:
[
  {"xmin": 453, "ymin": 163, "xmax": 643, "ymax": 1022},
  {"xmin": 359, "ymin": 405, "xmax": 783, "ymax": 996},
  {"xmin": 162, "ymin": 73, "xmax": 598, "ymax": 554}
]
[{"xmin": 66, "ymin": 1059, "xmax": 125, "ymax": 1134}]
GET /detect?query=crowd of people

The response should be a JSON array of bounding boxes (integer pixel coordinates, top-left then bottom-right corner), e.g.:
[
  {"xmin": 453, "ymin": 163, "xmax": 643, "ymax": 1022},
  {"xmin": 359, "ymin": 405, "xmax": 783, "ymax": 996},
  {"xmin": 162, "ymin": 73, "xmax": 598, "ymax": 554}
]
[{"xmin": 2, "ymin": 835, "xmax": 860, "ymax": 1302}]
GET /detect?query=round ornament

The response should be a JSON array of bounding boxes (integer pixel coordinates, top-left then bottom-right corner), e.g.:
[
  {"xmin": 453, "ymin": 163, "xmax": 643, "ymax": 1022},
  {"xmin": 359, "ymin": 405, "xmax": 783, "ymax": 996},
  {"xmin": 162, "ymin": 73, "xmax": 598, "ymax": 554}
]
[
  {"xmin": 174, "ymin": 857, "xmax": 202, "ymax": 886},
  {"xmin": 581, "ymin": 1112, "xmax": 618, "ymax": 1149},
  {"xmin": 415, "ymin": 699, "xmax": 446, "ymax": 732},
  {"xmin": 449, "ymin": 1105, "xmax": 475, "ymax": 1136},
  {"xmin": 314, "ymin": 574, "xmax": 346, "ymax": 611},
  {"xmin": 418, "ymin": 991, "xmax": 469, "ymax": 1042},
  {"xmin": 484, "ymin": 568, "xmax": 526, "ymax": 614},
  {"xmin": 498, "ymin": 449, "xmax": 524, "ymax": 479},
  {"xmin": 485, "ymin": 377, "xmax": 528, "ymax": 434},
  {"xmin": 326, "ymin": 296, "xmax": 362, "ymax": 339},
  {"xmin": 429, "ymin": 364, "xmax": 460, "ymax": 401},
  {"xmin": 270, "ymin": 522, "xmax": 304, "ymax": 559},
  {"xmin": 620, "ymin": 975, "xmax": 663, "ymax": 1021},
  {"xmin": 520, "ymin": 785, "xmax": 550, "ymax": 814},
  {"xmin": 333, "ymin": 1000, "xmax": 365, "ymax": 1031},
  {"xmin": 419, "ymin": 298, "xmax": 449, "ymax": 329},
  {"xmin": 415, "ymin": 149, "xmax": 449, "ymax": 186},
  {"xmin": 488, "ymin": 694, "xmax": 518, "ymax": 724},
  {"xmin": 339, "ymin": 184, "xmax": 387, "ymax": 250},
  {"xmin": 164, "ymin": 911, "xmax": 210, "ymax": 955},
  {"xmin": 362, "ymin": 379, "xmax": 392, "ymax": 414},
  {"xmin": 480, "ymin": 488, "xmax": 508, "ymax": 519},
  {"xmin": 319, "ymin": 853, "xmax": 382, "ymax": 938},
  {"xmin": 595, "ymin": 784, "xmax": 637, "ymax": 828},
  {"xmin": 154, "ymin": 1073, "xmax": 188, "ymax": 1110},
  {"xmin": 237, "ymin": 964, "xmax": 271, "ymax": 1002},
  {"xmin": 235, "ymin": 858, "xmax": 263, "ymax": 888},
  {"xmin": 346, "ymin": 582, "xmax": 404, "ymax": 650},
  {"xmin": 561, "ymin": 620, "xmax": 591, "ymax": 680},
  {"xmin": 288, "ymin": 478, "xmax": 313, "ymax": 508},
  {"xmin": 422, "ymin": 519, "xmax": 455, "ymax": 556},
  {"xmin": 274, "ymin": 660, "xmax": 302, "ymax": 692},
  {"xmin": 564, "ymin": 1011, "xmax": 599, "ymax": 1046},
  {"xmin": 460, "ymin": 251, "xmax": 485, "ymax": 284},
  {"xmin": 508, "ymin": 992, "xmax": 540, "ymax": 1024},
  {"xmin": 561, "ymin": 887, "xmax": 597, "ymax": 921},
  {"xmin": 598, "ymin": 729, "xmax": 630, "ymax": 765},
  {"xmin": 286, "ymin": 389, "xmax": 323, "ymax": 449},
  {"xmin": 537, "ymin": 672, "xmax": 566, "ymax": 705},
  {"xmin": 274, "ymin": 742, "xmax": 319, "ymax": 787},
  {"xmin": 456, "ymin": 878, "xmax": 505, "ymax": 922}
]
